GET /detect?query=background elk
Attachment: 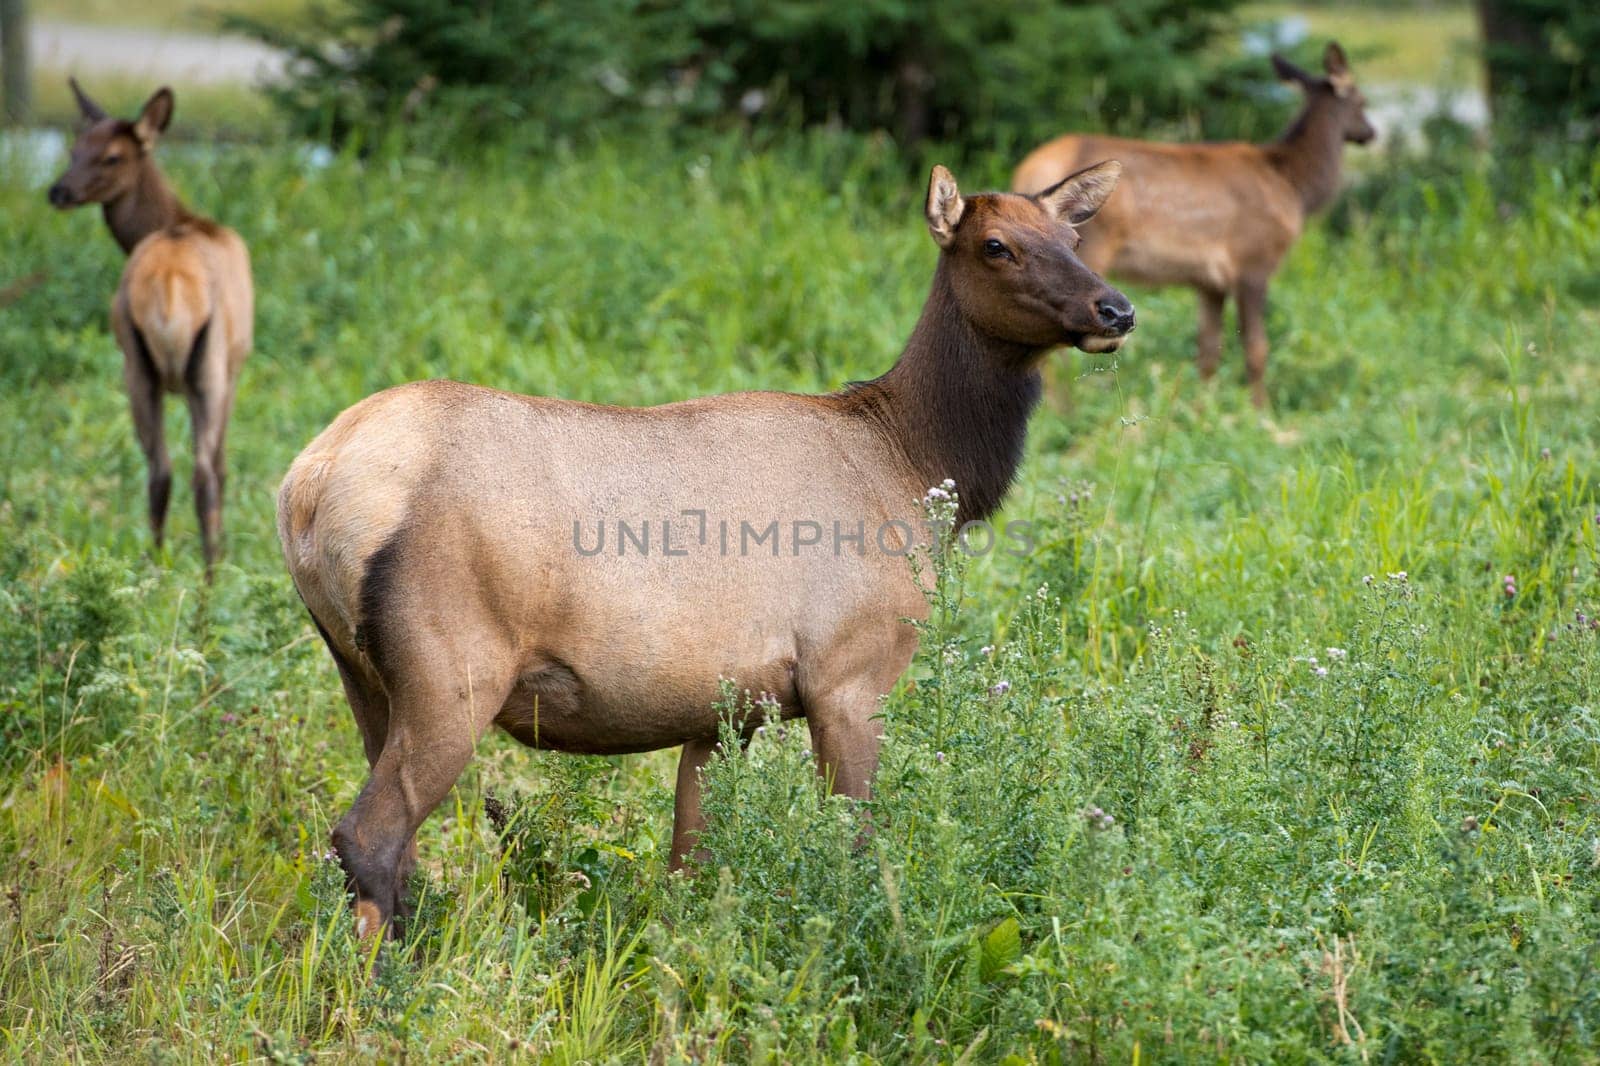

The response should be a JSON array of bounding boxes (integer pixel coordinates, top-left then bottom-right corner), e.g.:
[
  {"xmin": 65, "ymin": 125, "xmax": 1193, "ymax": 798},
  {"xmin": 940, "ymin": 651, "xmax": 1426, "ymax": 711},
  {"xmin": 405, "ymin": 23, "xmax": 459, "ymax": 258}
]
[
  {"xmin": 1012, "ymin": 42, "xmax": 1374, "ymax": 407},
  {"xmin": 49, "ymin": 81, "xmax": 254, "ymax": 571},
  {"xmin": 277, "ymin": 162, "xmax": 1134, "ymax": 937}
]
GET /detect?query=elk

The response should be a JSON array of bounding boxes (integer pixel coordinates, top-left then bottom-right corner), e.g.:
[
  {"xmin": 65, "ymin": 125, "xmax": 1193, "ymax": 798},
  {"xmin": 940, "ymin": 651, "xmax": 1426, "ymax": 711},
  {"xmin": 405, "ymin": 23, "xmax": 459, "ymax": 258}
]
[
  {"xmin": 277, "ymin": 162, "xmax": 1135, "ymax": 937},
  {"xmin": 48, "ymin": 81, "xmax": 254, "ymax": 571},
  {"xmin": 1012, "ymin": 42, "xmax": 1374, "ymax": 408}
]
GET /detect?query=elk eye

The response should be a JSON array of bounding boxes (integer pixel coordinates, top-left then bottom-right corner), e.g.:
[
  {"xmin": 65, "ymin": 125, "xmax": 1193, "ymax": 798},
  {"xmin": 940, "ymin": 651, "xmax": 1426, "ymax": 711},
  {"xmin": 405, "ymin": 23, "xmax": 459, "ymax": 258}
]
[
  {"xmin": 983, "ymin": 238, "xmax": 1012, "ymax": 260},
  {"xmin": 102, "ymin": 154, "xmax": 121, "ymax": 166}
]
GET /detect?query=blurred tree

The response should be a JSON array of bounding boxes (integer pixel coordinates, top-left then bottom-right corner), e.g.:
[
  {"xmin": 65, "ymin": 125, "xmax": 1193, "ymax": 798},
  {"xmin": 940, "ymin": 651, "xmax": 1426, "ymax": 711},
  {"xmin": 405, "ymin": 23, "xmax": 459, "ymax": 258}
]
[
  {"xmin": 232, "ymin": 0, "xmax": 698, "ymax": 145},
  {"xmin": 234, "ymin": 0, "xmax": 1249, "ymax": 150},
  {"xmin": 1, "ymin": 0, "xmax": 31, "ymax": 125},
  {"xmin": 673, "ymin": 0, "xmax": 1241, "ymax": 147},
  {"xmin": 1477, "ymin": 0, "xmax": 1600, "ymax": 140}
]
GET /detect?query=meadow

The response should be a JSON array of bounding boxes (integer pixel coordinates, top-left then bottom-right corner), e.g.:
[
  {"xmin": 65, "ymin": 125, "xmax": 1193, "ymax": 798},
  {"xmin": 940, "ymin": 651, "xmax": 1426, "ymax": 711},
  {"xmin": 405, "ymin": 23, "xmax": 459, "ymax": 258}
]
[{"xmin": 1, "ymin": 127, "xmax": 1598, "ymax": 1062}]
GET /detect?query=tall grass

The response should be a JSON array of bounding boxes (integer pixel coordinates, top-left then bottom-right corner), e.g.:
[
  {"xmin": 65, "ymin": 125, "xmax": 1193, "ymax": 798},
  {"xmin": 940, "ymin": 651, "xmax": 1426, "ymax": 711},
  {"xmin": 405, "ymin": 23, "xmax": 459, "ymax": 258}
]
[{"xmin": 0, "ymin": 130, "xmax": 1597, "ymax": 1061}]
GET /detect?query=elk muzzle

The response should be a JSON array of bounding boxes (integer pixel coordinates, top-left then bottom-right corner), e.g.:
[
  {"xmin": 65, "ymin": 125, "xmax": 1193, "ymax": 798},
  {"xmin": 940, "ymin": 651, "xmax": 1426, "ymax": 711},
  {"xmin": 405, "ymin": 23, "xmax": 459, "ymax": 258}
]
[
  {"xmin": 47, "ymin": 181, "xmax": 79, "ymax": 208},
  {"xmin": 1095, "ymin": 293, "xmax": 1136, "ymax": 335},
  {"xmin": 1075, "ymin": 288, "xmax": 1135, "ymax": 353}
]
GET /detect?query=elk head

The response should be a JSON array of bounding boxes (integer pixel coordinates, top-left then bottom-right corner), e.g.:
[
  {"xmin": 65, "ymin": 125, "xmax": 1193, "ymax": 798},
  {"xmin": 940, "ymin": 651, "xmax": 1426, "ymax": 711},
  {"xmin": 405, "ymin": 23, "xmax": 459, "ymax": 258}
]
[
  {"xmin": 926, "ymin": 161, "xmax": 1135, "ymax": 354},
  {"xmin": 48, "ymin": 81, "xmax": 174, "ymax": 209},
  {"xmin": 1272, "ymin": 41, "xmax": 1376, "ymax": 146}
]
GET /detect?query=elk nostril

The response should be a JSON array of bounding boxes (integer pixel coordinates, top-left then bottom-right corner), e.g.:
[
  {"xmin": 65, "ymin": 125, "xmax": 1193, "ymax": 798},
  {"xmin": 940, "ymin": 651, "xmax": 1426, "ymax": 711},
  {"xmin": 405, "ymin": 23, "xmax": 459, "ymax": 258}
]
[{"xmin": 1096, "ymin": 297, "xmax": 1134, "ymax": 331}]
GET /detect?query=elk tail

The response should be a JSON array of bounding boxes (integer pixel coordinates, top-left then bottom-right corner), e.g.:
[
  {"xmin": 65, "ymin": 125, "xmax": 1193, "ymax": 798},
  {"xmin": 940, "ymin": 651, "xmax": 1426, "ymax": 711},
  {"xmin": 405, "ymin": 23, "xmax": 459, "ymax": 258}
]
[
  {"xmin": 276, "ymin": 452, "xmax": 327, "ymax": 578},
  {"xmin": 126, "ymin": 243, "xmax": 213, "ymax": 387}
]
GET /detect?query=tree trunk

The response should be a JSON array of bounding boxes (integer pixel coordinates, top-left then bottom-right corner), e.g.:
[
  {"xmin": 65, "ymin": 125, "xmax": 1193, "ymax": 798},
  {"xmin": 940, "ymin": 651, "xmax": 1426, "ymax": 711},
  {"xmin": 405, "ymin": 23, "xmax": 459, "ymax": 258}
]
[
  {"xmin": 894, "ymin": 54, "xmax": 933, "ymax": 148},
  {"xmin": 1474, "ymin": 0, "xmax": 1541, "ymax": 121},
  {"xmin": 0, "ymin": 0, "xmax": 29, "ymax": 125}
]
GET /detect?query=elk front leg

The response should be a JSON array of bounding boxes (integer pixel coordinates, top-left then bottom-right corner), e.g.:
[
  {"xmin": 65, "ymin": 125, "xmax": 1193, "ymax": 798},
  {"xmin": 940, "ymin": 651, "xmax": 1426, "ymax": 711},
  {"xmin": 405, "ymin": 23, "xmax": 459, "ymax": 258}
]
[
  {"xmin": 1236, "ymin": 277, "xmax": 1271, "ymax": 408},
  {"xmin": 804, "ymin": 676, "xmax": 889, "ymax": 800},
  {"xmin": 806, "ymin": 709, "xmax": 883, "ymax": 799},
  {"xmin": 669, "ymin": 737, "xmax": 717, "ymax": 872},
  {"xmin": 798, "ymin": 631, "xmax": 913, "ymax": 800},
  {"xmin": 1196, "ymin": 287, "xmax": 1226, "ymax": 380},
  {"xmin": 117, "ymin": 327, "xmax": 171, "ymax": 549}
]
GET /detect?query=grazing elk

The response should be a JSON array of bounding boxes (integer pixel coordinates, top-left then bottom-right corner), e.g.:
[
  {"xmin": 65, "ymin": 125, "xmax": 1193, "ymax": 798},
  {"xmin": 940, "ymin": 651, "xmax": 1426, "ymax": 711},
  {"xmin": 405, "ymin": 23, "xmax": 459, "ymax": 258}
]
[
  {"xmin": 1013, "ymin": 42, "xmax": 1374, "ymax": 407},
  {"xmin": 278, "ymin": 162, "xmax": 1135, "ymax": 937},
  {"xmin": 49, "ymin": 81, "xmax": 254, "ymax": 571}
]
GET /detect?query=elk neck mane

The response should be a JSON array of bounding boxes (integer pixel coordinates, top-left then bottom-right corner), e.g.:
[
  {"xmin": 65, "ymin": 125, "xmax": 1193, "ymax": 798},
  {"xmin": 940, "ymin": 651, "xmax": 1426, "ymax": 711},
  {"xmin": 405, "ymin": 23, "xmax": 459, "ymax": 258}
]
[
  {"xmin": 833, "ymin": 258, "xmax": 1043, "ymax": 526},
  {"xmin": 103, "ymin": 147, "xmax": 212, "ymax": 256},
  {"xmin": 1264, "ymin": 97, "xmax": 1347, "ymax": 216}
]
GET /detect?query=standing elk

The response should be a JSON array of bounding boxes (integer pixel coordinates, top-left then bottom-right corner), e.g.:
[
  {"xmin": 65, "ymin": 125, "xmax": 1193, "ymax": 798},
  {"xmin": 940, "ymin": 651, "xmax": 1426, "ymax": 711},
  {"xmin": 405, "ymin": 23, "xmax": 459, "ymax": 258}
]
[
  {"xmin": 49, "ymin": 81, "xmax": 254, "ymax": 572},
  {"xmin": 277, "ymin": 162, "xmax": 1135, "ymax": 937},
  {"xmin": 1012, "ymin": 42, "xmax": 1374, "ymax": 407}
]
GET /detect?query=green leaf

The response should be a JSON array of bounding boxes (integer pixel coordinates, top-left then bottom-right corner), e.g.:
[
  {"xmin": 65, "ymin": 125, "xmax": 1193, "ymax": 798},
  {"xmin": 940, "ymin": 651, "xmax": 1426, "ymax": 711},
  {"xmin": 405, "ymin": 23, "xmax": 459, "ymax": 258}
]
[{"xmin": 979, "ymin": 917, "xmax": 1021, "ymax": 983}]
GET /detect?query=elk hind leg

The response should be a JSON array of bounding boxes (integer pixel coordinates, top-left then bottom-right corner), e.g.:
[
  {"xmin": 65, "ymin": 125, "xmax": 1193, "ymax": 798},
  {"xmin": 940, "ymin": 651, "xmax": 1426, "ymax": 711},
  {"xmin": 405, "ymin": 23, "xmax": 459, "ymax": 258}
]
[
  {"xmin": 316, "ymin": 625, "xmax": 420, "ymax": 908},
  {"xmin": 1236, "ymin": 277, "xmax": 1271, "ymax": 408},
  {"xmin": 1196, "ymin": 286, "xmax": 1226, "ymax": 380},
  {"xmin": 331, "ymin": 648, "xmax": 509, "ymax": 938},
  {"xmin": 118, "ymin": 323, "xmax": 171, "ymax": 549},
  {"xmin": 212, "ymin": 379, "xmax": 237, "ymax": 511},
  {"xmin": 183, "ymin": 323, "xmax": 226, "ymax": 570}
]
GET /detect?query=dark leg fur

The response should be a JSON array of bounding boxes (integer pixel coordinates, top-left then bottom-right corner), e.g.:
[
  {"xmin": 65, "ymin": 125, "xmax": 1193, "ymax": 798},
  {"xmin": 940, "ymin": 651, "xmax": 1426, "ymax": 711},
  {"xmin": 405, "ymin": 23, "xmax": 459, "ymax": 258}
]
[{"xmin": 126, "ymin": 328, "xmax": 171, "ymax": 548}]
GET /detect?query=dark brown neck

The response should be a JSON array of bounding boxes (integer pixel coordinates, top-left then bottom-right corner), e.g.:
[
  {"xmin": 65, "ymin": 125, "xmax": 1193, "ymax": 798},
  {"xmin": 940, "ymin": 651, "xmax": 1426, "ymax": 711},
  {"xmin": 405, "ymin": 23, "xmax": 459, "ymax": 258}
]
[
  {"xmin": 838, "ymin": 261, "xmax": 1043, "ymax": 525},
  {"xmin": 1266, "ymin": 98, "xmax": 1346, "ymax": 215},
  {"xmin": 102, "ymin": 161, "xmax": 190, "ymax": 255}
]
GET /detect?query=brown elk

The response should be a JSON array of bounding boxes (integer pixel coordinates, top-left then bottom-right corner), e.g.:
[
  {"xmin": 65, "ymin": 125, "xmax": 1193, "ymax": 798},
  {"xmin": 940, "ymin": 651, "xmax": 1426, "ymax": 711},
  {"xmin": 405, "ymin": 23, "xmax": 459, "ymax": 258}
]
[
  {"xmin": 49, "ymin": 81, "xmax": 254, "ymax": 571},
  {"xmin": 277, "ymin": 162, "xmax": 1134, "ymax": 937},
  {"xmin": 1012, "ymin": 42, "xmax": 1374, "ymax": 408}
]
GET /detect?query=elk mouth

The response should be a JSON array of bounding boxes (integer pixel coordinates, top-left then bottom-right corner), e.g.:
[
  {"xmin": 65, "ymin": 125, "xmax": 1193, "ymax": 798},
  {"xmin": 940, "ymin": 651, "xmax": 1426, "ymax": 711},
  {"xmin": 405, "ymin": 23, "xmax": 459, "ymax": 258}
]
[
  {"xmin": 1072, "ymin": 332, "xmax": 1128, "ymax": 354},
  {"xmin": 1067, "ymin": 316, "xmax": 1135, "ymax": 353}
]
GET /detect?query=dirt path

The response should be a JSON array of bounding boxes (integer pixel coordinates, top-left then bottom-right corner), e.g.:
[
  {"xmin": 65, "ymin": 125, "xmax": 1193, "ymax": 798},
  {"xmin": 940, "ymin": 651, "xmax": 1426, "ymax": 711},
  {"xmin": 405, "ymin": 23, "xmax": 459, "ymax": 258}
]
[{"xmin": 30, "ymin": 18, "xmax": 288, "ymax": 85}]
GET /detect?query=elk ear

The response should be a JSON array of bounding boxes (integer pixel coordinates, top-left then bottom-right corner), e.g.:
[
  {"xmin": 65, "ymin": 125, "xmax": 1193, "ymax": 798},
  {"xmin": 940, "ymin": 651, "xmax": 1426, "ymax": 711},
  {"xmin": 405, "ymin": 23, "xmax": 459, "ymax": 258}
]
[
  {"xmin": 1323, "ymin": 41, "xmax": 1356, "ymax": 96},
  {"xmin": 1271, "ymin": 52, "xmax": 1316, "ymax": 88},
  {"xmin": 1038, "ymin": 159, "xmax": 1121, "ymax": 226},
  {"xmin": 69, "ymin": 77, "xmax": 108, "ymax": 123},
  {"xmin": 133, "ymin": 87, "xmax": 175, "ymax": 149},
  {"xmin": 925, "ymin": 164, "xmax": 965, "ymax": 248},
  {"xmin": 1323, "ymin": 41, "xmax": 1350, "ymax": 77}
]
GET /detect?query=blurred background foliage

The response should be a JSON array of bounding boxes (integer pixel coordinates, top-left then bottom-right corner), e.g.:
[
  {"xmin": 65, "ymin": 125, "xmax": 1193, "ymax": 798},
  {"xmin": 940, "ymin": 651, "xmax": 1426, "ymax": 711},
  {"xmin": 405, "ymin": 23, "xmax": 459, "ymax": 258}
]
[
  {"xmin": 230, "ymin": 0, "xmax": 1268, "ymax": 150},
  {"xmin": 1477, "ymin": 0, "xmax": 1600, "ymax": 140},
  {"xmin": 220, "ymin": 0, "xmax": 1600, "ymax": 156}
]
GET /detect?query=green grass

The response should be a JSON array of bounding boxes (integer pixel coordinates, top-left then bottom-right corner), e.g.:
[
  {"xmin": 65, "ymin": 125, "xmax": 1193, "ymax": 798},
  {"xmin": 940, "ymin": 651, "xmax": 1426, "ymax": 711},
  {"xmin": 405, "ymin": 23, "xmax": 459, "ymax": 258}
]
[{"xmin": 1, "ymin": 129, "xmax": 1598, "ymax": 1062}]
